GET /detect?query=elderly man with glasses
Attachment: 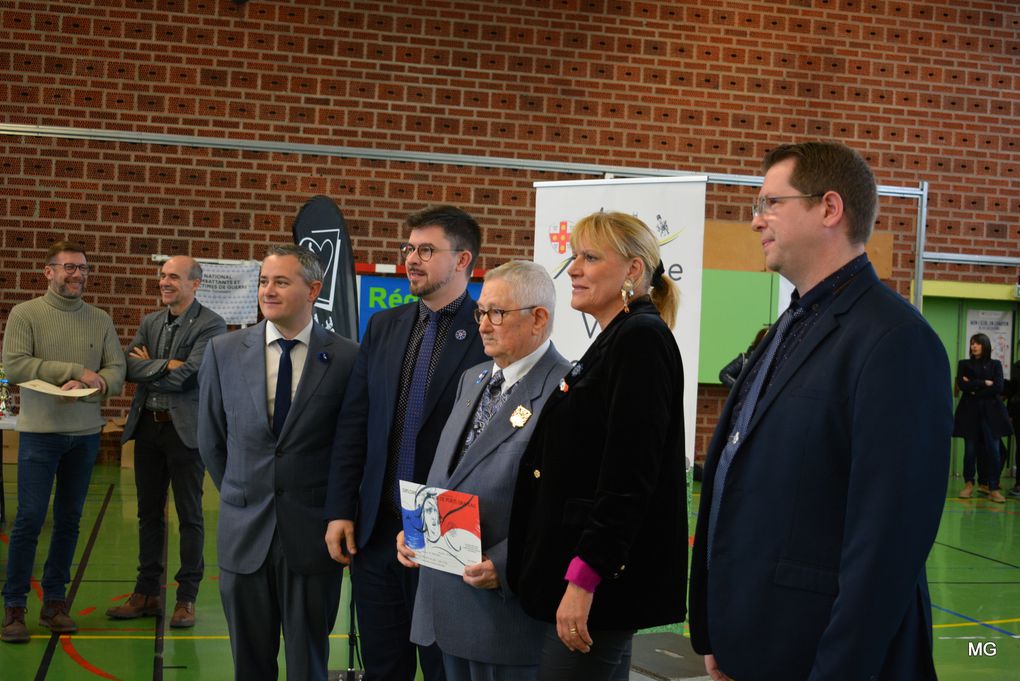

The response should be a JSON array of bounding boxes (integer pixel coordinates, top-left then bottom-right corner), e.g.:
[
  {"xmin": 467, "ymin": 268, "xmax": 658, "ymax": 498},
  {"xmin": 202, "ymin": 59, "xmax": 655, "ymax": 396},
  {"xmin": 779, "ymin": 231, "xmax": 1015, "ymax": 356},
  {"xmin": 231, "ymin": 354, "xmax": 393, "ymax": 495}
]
[
  {"xmin": 326, "ymin": 205, "xmax": 488, "ymax": 681},
  {"xmin": 2, "ymin": 241, "xmax": 125, "ymax": 643},
  {"xmin": 396, "ymin": 260, "xmax": 569, "ymax": 681}
]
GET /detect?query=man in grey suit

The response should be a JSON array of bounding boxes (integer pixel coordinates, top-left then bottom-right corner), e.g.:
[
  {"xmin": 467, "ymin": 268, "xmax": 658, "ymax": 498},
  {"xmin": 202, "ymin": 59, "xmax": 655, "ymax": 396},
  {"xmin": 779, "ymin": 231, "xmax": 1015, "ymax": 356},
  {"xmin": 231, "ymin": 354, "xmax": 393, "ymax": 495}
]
[
  {"xmin": 397, "ymin": 261, "xmax": 570, "ymax": 681},
  {"xmin": 198, "ymin": 245, "xmax": 359, "ymax": 681},
  {"xmin": 107, "ymin": 255, "xmax": 226, "ymax": 628}
]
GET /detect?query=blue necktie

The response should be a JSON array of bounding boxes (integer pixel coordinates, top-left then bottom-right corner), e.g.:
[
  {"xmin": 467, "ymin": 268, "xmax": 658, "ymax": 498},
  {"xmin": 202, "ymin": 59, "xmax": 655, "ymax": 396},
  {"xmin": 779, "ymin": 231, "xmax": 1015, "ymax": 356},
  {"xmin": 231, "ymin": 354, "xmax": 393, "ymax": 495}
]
[
  {"xmin": 394, "ymin": 311, "xmax": 440, "ymax": 503},
  {"xmin": 451, "ymin": 371, "xmax": 508, "ymax": 472},
  {"xmin": 272, "ymin": 339, "xmax": 299, "ymax": 437},
  {"xmin": 707, "ymin": 306, "xmax": 803, "ymax": 565}
]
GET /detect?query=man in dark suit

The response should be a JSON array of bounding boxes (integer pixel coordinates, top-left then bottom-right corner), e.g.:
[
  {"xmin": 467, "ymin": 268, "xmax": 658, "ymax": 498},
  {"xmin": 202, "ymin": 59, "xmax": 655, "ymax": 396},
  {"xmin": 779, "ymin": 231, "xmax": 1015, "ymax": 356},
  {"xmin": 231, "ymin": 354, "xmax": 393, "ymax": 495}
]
[
  {"xmin": 198, "ymin": 245, "xmax": 359, "ymax": 681},
  {"xmin": 325, "ymin": 206, "xmax": 487, "ymax": 681},
  {"xmin": 690, "ymin": 142, "xmax": 952, "ymax": 681},
  {"xmin": 107, "ymin": 255, "xmax": 226, "ymax": 628},
  {"xmin": 398, "ymin": 261, "xmax": 570, "ymax": 681}
]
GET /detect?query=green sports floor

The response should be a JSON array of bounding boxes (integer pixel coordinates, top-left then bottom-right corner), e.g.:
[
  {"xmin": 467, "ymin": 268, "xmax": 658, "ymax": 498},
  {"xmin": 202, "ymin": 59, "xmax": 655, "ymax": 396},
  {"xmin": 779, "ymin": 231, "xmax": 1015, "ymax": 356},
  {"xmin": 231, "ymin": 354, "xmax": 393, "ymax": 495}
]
[{"xmin": 0, "ymin": 463, "xmax": 1017, "ymax": 680}]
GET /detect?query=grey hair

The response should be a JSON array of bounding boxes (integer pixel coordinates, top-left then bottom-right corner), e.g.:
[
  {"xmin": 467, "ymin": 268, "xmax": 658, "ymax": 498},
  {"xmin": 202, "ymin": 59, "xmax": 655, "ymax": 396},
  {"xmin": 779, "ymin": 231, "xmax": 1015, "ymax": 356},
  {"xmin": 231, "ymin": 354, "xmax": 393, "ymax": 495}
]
[
  {"xmin": 265, "ymin": 244, "xmax": 324, "ymax": 284},
  {"xmin": 484, "ymin": 260, "xmax": 556, "ymax": 330}
]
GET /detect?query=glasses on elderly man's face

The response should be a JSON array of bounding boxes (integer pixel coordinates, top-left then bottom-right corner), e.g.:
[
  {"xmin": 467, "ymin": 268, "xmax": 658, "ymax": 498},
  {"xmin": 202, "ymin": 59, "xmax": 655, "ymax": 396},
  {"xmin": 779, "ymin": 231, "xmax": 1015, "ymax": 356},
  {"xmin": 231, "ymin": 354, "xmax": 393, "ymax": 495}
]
[
  {"xmin": 47, "ymin": 262, "xmax": 91, "ymax": 274},
  {"xmin": 473, "ymin": 306, "xmax": 537, "ymax": 326},
  {"xmin": 398, "ymin": 243, "xmax": 462, "ymax": 262},
  {"xmin": 751, "ymin": 193, "xmax": 823, "ymax": 218}
]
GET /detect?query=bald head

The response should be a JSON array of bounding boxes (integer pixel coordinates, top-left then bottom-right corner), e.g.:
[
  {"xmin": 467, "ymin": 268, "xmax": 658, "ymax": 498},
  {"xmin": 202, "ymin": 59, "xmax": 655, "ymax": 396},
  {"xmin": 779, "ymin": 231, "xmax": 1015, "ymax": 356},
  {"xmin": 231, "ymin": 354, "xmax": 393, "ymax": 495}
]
[{"xmin": 160, "ymin": 256, "xmax": 203, "ymax": 315}]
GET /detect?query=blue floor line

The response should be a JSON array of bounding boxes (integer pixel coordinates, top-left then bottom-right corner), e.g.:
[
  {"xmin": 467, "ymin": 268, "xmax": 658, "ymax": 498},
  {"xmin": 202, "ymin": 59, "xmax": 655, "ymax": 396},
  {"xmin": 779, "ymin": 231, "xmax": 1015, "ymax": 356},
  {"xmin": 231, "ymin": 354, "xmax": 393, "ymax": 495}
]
[{"xmin": 931, "ymin": 603, "xmax": 1020, "ymax": 638}]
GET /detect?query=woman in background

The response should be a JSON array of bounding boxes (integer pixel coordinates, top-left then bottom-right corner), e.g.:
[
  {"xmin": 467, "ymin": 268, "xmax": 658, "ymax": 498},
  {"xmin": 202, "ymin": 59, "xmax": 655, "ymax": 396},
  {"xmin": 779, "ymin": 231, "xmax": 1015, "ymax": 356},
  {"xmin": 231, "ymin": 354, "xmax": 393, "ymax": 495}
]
[
  {"xmin": 507, "ymin": 211, "xmax": 687, "ymax": 680},
  {"xmin": 953, "ymin": 333, "xmax": 1012, "ymax": 503}
]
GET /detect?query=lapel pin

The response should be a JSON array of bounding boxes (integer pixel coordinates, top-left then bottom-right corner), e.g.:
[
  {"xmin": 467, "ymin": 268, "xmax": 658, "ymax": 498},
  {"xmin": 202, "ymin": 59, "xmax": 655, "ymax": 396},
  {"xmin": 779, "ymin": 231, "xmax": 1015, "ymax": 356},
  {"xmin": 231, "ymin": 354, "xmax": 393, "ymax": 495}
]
[
  {"xmin": 318, "ymin": 352, "xmax": 330, "ymax": 363},
  {"xmin": 475, "ymin": 368, "xmax": 490, "ymax": 384},
  {"xmin": 509, "ymin": 405, "xmax": 532, "ymax": 428},
  {"xmin": 559, "ymin": 378, "xmax": 569, "ymax": 393},
  {"xmin": 455, "ymin": 329, "xmax": 467, "ymax": 340}
]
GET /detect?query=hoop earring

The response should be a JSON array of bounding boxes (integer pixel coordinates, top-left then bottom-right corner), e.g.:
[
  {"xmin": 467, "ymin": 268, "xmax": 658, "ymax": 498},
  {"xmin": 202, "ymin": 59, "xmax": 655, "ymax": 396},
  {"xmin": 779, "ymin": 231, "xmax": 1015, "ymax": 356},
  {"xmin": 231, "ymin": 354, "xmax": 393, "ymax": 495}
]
[{"xmin": 620, "ymin": 279, "xmax": 634, "ymax": 313}]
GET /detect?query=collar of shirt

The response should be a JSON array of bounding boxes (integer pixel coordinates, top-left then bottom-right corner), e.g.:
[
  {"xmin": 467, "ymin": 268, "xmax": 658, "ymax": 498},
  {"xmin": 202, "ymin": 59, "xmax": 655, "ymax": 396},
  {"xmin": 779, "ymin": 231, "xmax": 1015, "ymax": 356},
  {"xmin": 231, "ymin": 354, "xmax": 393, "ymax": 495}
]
[
  {"xmin": 491, "ymin": 339, "xmax": 551, "ymax": 394},
  {"xmin": 788, "ymin": 253, "xmax": 870, "ymax": 316},
  {"xmin": 417, "ymin": 289, "xmax": 468, "ymax": 322},
  {"xmin": 265, "ymin": 319, "xmax": 313, "ymax": 349}
]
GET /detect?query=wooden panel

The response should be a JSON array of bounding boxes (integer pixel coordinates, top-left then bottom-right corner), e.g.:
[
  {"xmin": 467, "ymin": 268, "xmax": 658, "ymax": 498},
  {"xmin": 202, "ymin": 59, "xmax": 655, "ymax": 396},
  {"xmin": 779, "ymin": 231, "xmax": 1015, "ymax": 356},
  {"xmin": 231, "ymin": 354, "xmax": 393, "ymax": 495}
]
[{"xmin": 703, "ymin": 219, "xmax": 894, "ymax": 280}]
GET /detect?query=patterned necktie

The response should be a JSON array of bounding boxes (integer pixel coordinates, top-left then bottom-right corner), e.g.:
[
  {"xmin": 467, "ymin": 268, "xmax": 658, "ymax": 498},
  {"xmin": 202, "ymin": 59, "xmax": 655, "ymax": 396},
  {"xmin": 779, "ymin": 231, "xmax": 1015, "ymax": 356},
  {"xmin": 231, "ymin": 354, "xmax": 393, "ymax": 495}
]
[
  {"xmin": 457, "ymin": 370, "xmax": 507, "ymax": 462},
  {"xmin": 272, "ymin": 339, "xmax": 299, "ymax": 437},
  {"xmin": 707, "ymin": 306, "xmax": 803, "ymax": 565},
  {"xmin": 394, "ymin": 310, "xmax": 440, "ymax": 504}
]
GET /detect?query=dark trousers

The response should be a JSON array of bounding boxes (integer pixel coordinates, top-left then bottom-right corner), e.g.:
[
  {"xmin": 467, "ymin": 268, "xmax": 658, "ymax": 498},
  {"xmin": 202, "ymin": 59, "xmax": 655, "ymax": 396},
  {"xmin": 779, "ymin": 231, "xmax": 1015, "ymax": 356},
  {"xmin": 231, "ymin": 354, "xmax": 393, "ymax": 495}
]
[
  {"xmin": 219, "ymin": 532, "xmax": 342, "ymax": 681},
  {"xmin": 352, "ymin": 513, "xmax": 445, "ymax": 681},
  {"xmin": 133, "ymin": 415, "xmax": 205, "ymax": 602},
  {"xmin": 963, "ymin": 422, "xmax": 1001, "ymax": 490},
  {"xmin": 536, "ymin": 625, "xmax": 634, "ymax": 681}
]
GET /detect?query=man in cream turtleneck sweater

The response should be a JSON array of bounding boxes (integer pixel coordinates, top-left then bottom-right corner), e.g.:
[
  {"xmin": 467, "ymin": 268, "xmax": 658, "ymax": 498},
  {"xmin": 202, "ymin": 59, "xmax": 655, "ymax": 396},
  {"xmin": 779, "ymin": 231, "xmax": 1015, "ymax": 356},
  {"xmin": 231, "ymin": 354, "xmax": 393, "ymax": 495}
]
[{"xmin": 1, "ymin": 241, "xmax": 125, "ymax": 644}]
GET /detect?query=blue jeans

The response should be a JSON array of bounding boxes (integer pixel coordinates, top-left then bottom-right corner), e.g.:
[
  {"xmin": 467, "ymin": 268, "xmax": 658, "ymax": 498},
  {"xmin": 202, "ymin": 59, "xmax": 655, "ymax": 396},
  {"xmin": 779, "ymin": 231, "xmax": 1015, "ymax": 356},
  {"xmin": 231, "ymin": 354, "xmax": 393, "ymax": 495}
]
[{"xmin": 2, "ymin": 432, "xmax": 100, "ymax": 607}]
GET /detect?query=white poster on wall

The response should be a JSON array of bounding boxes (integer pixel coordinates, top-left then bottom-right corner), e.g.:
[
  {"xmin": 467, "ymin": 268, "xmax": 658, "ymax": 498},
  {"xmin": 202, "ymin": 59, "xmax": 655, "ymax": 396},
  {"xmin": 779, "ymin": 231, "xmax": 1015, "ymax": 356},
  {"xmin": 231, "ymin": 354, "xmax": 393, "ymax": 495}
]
[
  {"xmin": 195, "ymin": 261, "xmax": 261, "ymax": 325},
  {"xmin": 533, "ymin": 175, "xmax": 706, "ymax": 465},
  {"xmin": 965, "ymin": 309, "xmax": 1013, "ymax": 379}
]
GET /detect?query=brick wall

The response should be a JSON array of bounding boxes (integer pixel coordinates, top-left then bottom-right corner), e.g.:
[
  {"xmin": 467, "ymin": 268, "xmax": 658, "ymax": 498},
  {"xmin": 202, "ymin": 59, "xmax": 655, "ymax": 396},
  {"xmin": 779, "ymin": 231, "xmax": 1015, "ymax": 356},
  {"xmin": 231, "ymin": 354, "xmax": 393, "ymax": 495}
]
[{"xmin": 1, "ymin": 0, "xmax": 1018, "ymax": 453}]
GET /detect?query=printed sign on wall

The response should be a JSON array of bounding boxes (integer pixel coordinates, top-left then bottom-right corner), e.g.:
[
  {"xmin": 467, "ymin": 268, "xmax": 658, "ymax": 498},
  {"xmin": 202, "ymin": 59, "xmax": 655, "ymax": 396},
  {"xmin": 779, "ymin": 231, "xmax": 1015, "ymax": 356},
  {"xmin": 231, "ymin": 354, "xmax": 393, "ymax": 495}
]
[{"xmin": 533, "ymin": 176, "xmax": 707, "ymax": 464}]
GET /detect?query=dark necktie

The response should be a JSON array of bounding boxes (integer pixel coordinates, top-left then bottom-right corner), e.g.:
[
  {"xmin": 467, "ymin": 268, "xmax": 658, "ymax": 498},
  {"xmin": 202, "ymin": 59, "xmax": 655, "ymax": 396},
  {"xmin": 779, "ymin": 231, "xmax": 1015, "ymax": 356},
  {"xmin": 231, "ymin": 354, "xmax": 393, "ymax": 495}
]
[
  {"xmin": 394, "ymin": 310, "xmax": 440, "ymax": 503},
  {"xmin": 453, "ymin": 371, "xmax": 507, "ymax": 470},
  {"xmin": 272, "ymin": 339, "xmax": 299, "ymax": 437},
  {"xmin": 707, "ymin": 306, "xmax": 803, "ymax": 565}
]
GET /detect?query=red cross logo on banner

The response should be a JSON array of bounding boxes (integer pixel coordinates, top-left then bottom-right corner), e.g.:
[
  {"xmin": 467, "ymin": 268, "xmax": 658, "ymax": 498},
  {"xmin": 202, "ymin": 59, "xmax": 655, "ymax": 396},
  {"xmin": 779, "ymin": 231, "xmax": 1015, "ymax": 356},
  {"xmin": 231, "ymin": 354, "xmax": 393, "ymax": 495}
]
[{"xmin": 548, "ymin": 221, "xmax": 571, "ymax": 254}]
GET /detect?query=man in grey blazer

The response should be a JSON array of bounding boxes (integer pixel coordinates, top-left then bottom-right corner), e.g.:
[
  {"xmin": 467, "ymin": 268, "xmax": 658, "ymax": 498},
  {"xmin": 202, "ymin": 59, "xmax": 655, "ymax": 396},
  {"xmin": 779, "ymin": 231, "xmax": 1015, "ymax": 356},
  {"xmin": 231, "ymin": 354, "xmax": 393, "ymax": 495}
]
[
  {"xmin": 107, "ymin": 256, "xmax": 226, "ymax": 628},
  {"xmin": 397, "ymin": 261, "xmax": 570, "ymax": 681},
  {"xmin": 198, "ymin": 245, "xmax": 359, "ymax": 681}
]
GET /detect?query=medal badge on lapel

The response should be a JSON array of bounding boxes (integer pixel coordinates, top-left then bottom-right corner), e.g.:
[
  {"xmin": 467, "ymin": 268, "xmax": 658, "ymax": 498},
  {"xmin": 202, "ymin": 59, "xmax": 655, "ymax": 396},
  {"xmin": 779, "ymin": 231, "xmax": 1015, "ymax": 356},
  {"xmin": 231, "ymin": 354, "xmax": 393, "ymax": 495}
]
[{"xmin": 509, "ymin": 405, "xmax": 532, "ymax": 428}]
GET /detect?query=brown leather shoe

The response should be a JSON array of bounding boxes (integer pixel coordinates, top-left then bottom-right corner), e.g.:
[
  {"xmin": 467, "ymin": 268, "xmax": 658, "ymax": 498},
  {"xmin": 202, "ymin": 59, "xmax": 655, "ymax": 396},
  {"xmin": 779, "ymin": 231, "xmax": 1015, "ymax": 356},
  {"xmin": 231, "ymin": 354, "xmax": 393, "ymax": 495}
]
[
  {"xmin": 105, "ymin": 593, "xmax": 161, "ymax": 620},
  {"xmin": 169, "ymin": 601, "xmax": 195, "ymax": 628},
  {"xmin": 2, "ymin": 606, "xmax": 30, "ymax": 643},
  {"xmin": 988, "ymin": 490, "xmax": 1006, "ymax": 504},
  {"xmin": 39, "ymin": 601, "xmax": 77, "ymax": 633},
  {"xmin": 958, "ymin": 482, "xmax": 974, "ymax": 498}
]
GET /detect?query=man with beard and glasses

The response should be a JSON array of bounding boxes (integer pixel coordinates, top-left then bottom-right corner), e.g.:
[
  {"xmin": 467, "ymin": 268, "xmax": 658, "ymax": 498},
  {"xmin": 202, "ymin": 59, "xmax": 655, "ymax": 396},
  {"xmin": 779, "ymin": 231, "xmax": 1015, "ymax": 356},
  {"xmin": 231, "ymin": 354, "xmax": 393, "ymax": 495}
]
[
  {"xmin": 326, "ymin": 206, "xmax": 487, "ymax": 681},
  {"xmin": 2, "ymin": 241, "xmax": 125, "ymax": 643}
]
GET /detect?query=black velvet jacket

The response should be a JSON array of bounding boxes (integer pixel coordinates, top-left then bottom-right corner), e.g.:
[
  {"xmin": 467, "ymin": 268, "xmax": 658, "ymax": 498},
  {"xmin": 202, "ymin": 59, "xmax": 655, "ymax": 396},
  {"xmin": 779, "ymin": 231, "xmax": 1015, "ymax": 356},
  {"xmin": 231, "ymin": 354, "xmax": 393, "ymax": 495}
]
[{"xmin": 506, "ymin": 297, "xmax": 687, "ymax": 630}]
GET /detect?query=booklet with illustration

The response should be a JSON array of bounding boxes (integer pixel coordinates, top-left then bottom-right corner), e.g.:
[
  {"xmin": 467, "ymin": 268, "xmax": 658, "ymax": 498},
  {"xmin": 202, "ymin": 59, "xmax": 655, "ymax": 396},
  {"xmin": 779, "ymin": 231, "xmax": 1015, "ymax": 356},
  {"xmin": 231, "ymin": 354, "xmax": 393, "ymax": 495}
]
[{"xmin": 399, "ymin": 480, "xmax": 481, "ymax": 576}]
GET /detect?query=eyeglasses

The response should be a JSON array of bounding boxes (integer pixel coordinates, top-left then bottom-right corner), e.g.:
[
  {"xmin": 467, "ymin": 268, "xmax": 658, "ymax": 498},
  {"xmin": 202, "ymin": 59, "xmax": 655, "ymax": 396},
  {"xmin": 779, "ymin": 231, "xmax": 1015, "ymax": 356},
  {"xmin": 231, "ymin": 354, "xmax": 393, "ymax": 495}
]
[
  {"xmin": 473, "ymin": 306, "xmax": 537, "ymax": 326},
  {"xmin": 751, "ymin": 193, "xmax": 823, "ymax": 218},
  {"xmin": 398, "ymin": 243, "xmax": 462, "ymax": 262},
  {"xmin": 47, "ymin": 262, "xmax": 91, "ymax": 274}
]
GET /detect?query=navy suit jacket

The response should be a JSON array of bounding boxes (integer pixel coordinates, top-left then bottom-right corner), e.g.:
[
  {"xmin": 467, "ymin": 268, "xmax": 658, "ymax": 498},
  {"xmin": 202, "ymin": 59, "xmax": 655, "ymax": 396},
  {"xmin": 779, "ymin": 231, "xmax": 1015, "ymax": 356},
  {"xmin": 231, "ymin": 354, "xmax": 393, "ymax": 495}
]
[
  {"xmin": 689, "ymin": 265, "xmax": 952, "ymax": 681},
  {"xmin": 198, "ymin": 321, "xmax": 359, "ymax": 575},
  {"xmin": 123, "ymin": 300, "xmax": 227, "ymax": 448},
  {"xmin": 325, "ymin": 296, "xmax": 487, "ymax": 547}
]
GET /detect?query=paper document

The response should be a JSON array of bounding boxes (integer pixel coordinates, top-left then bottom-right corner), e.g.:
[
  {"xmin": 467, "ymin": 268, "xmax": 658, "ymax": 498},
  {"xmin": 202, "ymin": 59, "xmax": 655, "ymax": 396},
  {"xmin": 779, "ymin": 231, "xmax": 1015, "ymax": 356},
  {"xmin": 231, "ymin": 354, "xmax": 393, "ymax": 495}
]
[
  {"xmin": 19, "ymin": 379, "xmax": 98, "ymax": 398},
  {"xmin": 400, "ymin": 480, "xmax": 482, "ymax": 575}
]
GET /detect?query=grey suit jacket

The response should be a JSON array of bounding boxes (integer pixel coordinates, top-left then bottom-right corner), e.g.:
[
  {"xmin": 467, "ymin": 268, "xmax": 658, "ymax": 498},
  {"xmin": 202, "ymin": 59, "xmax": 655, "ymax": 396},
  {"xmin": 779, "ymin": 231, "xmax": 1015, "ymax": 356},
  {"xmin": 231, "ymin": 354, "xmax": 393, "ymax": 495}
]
[
  {"xmin": 198, "ymin": 320, "xmax": 359, "ymax": 575},
  {"xmin": 123, "ymin": 300, "xmax": 227, "ymax": 448},
  {"xmin": 410, "ymin": 343, "xmax": 570, "ymax": 665}
]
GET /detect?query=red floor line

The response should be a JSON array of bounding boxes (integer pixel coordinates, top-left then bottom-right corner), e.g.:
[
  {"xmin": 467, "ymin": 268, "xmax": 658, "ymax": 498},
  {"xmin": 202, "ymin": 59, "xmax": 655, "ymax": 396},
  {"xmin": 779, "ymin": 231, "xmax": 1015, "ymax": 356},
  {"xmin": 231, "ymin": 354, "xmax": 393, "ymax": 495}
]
[{"xmin": 60, "ymin": 637, "xmax": 122, "ymax": 680}]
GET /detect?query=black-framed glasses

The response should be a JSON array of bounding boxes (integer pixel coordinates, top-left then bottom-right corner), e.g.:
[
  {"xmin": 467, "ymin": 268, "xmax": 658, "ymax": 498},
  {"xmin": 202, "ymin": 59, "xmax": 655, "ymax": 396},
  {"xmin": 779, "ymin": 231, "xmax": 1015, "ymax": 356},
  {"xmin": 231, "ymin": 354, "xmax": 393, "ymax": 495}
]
[
  {"xmin": 398, "ymin": 243, "xmax": 462, "ymax": 262},
  {"xmin": 751, "ymin": 193, "xmax": 823, "ymax": 218},
  {"xmin": 473, "ymin": 306, "xmax": 537, "ymax": 326},
  {"xmin": 47, "ymin": 262, "xmax": 91, "ymax": 274}
]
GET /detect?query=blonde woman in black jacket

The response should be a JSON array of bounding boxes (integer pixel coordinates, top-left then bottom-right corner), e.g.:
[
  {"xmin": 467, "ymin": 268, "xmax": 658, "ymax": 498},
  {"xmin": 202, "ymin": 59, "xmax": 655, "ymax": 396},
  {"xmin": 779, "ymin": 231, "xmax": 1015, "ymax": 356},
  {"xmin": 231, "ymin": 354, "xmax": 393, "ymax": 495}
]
[{"xmin": 507, "ymin": 211, "xmax": 687, "ymax": 681}]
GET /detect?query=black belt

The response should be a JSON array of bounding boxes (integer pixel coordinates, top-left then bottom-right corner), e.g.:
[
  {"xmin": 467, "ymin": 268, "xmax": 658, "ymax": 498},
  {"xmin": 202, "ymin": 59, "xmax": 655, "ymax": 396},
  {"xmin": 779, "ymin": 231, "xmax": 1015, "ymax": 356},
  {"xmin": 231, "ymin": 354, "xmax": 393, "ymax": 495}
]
[{"xmin": 144, "ymin": 408, "xmax": 172, "ymax": 423}]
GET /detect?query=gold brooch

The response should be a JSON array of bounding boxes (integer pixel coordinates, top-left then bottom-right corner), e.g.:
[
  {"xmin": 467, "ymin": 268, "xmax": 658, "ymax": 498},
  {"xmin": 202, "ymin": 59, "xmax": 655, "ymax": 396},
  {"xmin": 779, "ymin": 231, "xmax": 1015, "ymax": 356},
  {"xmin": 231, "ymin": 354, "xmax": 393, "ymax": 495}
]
[{"xmin": 509, "ymin": 405, "xmax": 532, "ymax": 428}]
